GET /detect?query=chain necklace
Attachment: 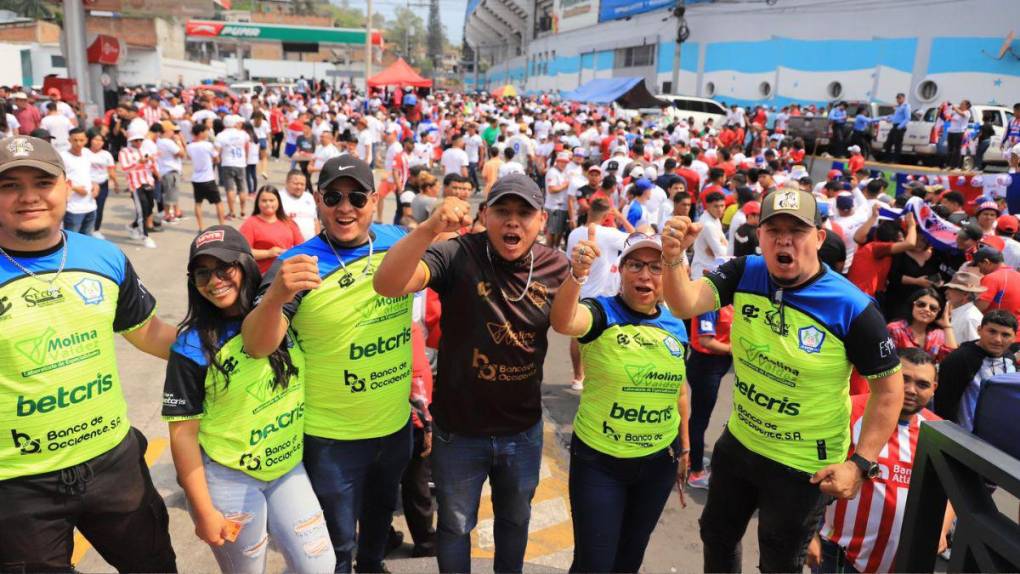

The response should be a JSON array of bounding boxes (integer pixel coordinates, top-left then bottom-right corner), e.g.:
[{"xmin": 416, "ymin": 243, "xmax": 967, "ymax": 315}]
[
  {"xmin": 323, "ymin": 231, "xmax": 374, "ymax": 285},
  {"xmin": 485, "ymin": 240, "xmax": 534, "ymax": 303},
  {"xmin": 0, "ymin": 232, "xmax": 68, "ymax": 295}
]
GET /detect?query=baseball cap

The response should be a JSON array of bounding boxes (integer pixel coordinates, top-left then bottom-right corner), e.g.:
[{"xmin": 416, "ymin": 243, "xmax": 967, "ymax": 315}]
[
  {"xmin": 487, "ymin": 173, "xmax": 544, "ymax": 210},
  {"xmin": 945, "ymin": 271, "xmax": 987, "ymax": 293},
  {"xmin": 835, "ymin": 192, "xmax": 855, "ymax": 211},
  {"xmin": 827, "ymin": 168, "xmax": 843, "ymax": 181},
  {"xmin": 619, "ymin": 232, "xmax": 663, "ymax": 261},
  {"xmin": 742, "ymin": 201, "xmax": 761, "ymax": 215},
  {"xmin": 972, "ymin": 246, "xmax": 1004, "ymax": 264},
  {"xmin": 161, "ymin": 120, "xmax": 180, "ymax": 133},
  {"xmin": 555, "ymin": 151, "xmax": 570, "ymax": 162},
  {"xmin": 634, "ymin": 178, "xmax": 653, "ymax": 192},
  {"xmin": 587, "ymin": 164, "xmax": 603, "ymax": 173},
  {"xmin": 127, "ymin": 127, "xmax": 147, "ymax": 141},
  {"xmin": 997, "ymin": 214, "xmax": 1019, "ymax": 234},
  {"xmin": 29, "ymin": 128, "xmax": 52, "ymax": 142},
  {"xmin": 317, "ymin": 155, "xmax": 375, "ymax": 192},
  {"xmin": 760, "ymin": 189, "xmax": 821, "ymax": 227},
  {"xmin": 976, "ymin": 200, "xmax": 999, "ymax": 215},
  {"xmin": 818, "ymin": 202, "xmax": 831, "ymax": 219},
  {"xmin": 629, "ymin": 166, "xmax": 645, "ymax": 178},
  {"xmin": 958, "ymin": 222, "xmax": 984, "ymax": 242},
  {"xmin": 188, "ymin": 226, "xmax": 252, "ymax": 270},
  {"xmin": 0, "ymin": 135, "xmax": 64, "ymax": 177}
]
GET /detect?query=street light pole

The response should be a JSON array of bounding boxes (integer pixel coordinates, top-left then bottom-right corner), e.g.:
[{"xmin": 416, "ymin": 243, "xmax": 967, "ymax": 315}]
[
  {"xmin": 365, "ymin": 0, "xmax": 373, "ymax": 90},
  {"xmin": 670, "ymin": 0, "xmax": 689, "ymax": 95},
  {"xmin": 62, "ymin": 0, "xmax": 92, "ymax": 108}
]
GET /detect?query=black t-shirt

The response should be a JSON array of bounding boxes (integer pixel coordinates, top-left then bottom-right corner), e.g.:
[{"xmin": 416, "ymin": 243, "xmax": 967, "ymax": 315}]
[
  {"xmin": 422, "ymin": 233, "xmax": 569, "ymax": 435},
  {"xmin": 295, "ymin": 136, "xmax": 315, "ymax": 165},
  {"xmin": 732, "ymin": 223, "xmax": 760, "ymax": 257},
  {"xmin": 818, "ymin": 227, "xmax": 847, "ymax": 273}
]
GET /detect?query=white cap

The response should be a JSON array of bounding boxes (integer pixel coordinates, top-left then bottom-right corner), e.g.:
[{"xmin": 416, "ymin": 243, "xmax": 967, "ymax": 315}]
[
  {"xmin": 127, "ymin": 127, "xmax": 147, "ymax": 141},
  {"xmin": 223, "ymin": 115, "xmax": 240, "ymax": 128},
  {"xmin": 629, "ymin": 166, "xmax": 645, "ymax": 178}
]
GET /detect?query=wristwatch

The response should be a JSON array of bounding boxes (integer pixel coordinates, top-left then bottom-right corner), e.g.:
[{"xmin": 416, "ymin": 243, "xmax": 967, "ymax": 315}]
[{"xmin": 850, "ymin": 453, "xmax": 880, "ymax": 480}]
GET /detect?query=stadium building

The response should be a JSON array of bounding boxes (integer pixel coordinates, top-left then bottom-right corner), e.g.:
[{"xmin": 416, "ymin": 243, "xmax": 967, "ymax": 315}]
[{"xmin": 463, "ymin": 0, "xmax": 1019, "ymax": 108}]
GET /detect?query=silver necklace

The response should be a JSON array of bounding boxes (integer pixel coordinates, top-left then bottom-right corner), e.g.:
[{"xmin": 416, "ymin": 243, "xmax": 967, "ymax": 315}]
[
  {"xmin": 323, "ymin": 232, "xmax": 374, "ymax": 285},
  {"xmin": 485, "ymin": 240, "xmax": 534, "ymax": 303},
  {"xmin": 0, "ymin": 232, "xmax": 68, "ymax": 295}
]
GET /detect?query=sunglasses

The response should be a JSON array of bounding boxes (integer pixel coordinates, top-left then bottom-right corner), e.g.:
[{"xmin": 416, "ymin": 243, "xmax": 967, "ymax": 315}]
[
  {"xmin": 190, "ymin": 262, "xmax": 239, "ymax": 287},
  {"xmin": 624, "ymin": 232, "xmax": 662, "ymax": 247},
  {"xmin": 913, "ymin": 300, "xmax": 941, "ymax": 312},
  {"xmin": 622, "ymin": 259, "xmax": 663, "ymax": 276},
  {"xmin": 320, "ymin": 189, "xmax": 371, "ymax": 209}
]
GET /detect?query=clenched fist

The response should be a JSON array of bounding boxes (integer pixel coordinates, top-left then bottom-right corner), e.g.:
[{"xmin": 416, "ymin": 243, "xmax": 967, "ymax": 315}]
[
  {"xmin": 426, "ymin": 197, "xmax": 472, "ymax": 235},
  {"xmin": 571, "ymin": 223, "xmax": 602, "ymax": 279},
  {"xmin": 264, "ymin": 254, "xmax": 321, "ymax": 306},
  {"xmin": 661, "ymin": 216, "xmax": 701, "ymax": 262}
]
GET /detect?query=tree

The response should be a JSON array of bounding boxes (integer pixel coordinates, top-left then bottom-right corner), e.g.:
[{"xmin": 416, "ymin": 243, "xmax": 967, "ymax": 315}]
[
  {"xmin": 384, "ymin": 6, "xmax": 426, "ymax": 64},
  {"xmin": 426, "ymin": 0, "xmax": 443, "ymax": 70},
  {"xmin": 0, "ymin": 0, "xmax": 53, "ymax": 19}
]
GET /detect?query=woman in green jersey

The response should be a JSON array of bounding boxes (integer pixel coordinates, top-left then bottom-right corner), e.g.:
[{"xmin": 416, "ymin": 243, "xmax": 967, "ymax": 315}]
[
  {"xmin": 551, "ymin": 226, "xmax": 690, "ymax": 573},
  {"xmin": 162, "ymin": 226, "xmax": 334, "ymax": 573}
]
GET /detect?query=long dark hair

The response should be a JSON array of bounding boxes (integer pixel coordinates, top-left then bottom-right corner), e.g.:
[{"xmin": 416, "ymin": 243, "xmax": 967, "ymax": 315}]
[
  {"xmin": 252, "ymin": 184, "xmax": 289, "ymax": 221},
  {"xmin": 178, "ymin": 253, "xmax": 298, "ymax": 390},
  {"xmin": 907, "ymin": 287, "xmax": 944, "ymax": 332}
]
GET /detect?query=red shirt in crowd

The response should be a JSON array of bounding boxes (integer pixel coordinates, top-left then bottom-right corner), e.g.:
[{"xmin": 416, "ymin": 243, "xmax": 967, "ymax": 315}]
[
  {"xmin": 978, "ymin": 266, "xmax": 1020, "ymax": 324},
  {"xmin": 239, "ymin": 215, "xmax": 304, "ymax": 274},
  {"xmin": 886, "ymin": 319, "xmax": 953, "ymax": 363},
  {"xmin": 846, "ymin": 241, "xmax": 895, "ymax": 296},
  {"xmin": 690, "ymin": 306, "xmax": 733, "ymax": 355}
]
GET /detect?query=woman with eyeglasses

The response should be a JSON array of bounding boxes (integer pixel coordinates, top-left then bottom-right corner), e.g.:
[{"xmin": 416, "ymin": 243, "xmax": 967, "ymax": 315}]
[
  {"xmin": 886, "ymin": 287, "xmax": 957, "ymax": 363},
  {"xmin": 162, "ymin": 226, "xmax": 334, "ymax": 573},
  {"xmin": 239, "ymin": 185, "xmax": 304, "ymax": 274},
  {"xmin": 550, "ymin": 226, "xmax": 690, "ymax": 573}
]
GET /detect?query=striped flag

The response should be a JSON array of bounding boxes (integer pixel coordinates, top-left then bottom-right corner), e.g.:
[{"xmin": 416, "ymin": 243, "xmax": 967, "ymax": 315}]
[{"xmin": 879, "ymin": 196, "xmax": 961, "ymax": 253}]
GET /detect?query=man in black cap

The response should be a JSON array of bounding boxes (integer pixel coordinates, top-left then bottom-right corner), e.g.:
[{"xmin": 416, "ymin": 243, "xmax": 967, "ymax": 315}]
[
  {"xmin": 0, "ymin": 135, "xmax": 178, "ymax": 571},
  {"xmin": 374, "ymin": 173, "xmax": 569, "ymax": 573},
  {"xmin": 242, "ymin": 154, "xmax": 413, "ymax": 574}
]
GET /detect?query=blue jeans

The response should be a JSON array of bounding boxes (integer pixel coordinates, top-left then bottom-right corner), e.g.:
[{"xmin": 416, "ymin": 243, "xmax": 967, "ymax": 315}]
[
  {"xmin": 432, "ymin": 420, "xmax": 543, "ymax": 573},
  {"xmin": 568, "ymin": 434, "xmax": 678, "ymax": 573},
  {"xmin": 687, "ymin": 350, "xmax": 733, "ymax": 473},
  {"xmin": 303, "ymin": 418, "xmax": 413, "ymax": 573},
  {"xmin": 63, "ymin": 210, "xmax": 96, "ymax": 235},
  {"xmin": 94, "ymin": 181, "xmax": 109, "ymax": 230},
  {"xmin": 196, "ymin": 456, "xmax": 335, "ymax": 574}
]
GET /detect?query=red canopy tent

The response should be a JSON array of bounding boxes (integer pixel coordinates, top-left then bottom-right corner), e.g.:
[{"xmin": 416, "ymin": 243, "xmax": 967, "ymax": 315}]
[{"xmin": 367, "ymin": 58, "xmax": 433, "ymax": 89}]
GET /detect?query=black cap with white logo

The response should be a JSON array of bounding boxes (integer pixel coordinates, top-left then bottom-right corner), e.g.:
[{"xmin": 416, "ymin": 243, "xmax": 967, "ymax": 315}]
[
  {"xmin": 317, "ymin": 154, "xmax": 375, "ymax": 193},
  {"xmin": 188, "ymin": 225, "xmax": 252, "ymax": 270}
]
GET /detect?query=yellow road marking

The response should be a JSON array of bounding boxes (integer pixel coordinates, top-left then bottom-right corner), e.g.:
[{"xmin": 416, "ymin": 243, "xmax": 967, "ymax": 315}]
[{"xmin": 70, "ymin": 437, "xmax": 169, "ymax": 566}]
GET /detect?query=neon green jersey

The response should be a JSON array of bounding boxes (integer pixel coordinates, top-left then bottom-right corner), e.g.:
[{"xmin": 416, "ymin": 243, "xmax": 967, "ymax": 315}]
[
  {"xmin": 574, "ymin": 296, "xmax": 688, "ymax": 458},
  {"xmin": 704, "ymin": 256, "xmax": 901, "ymax": 474},
  {"xmin": 261, "ymin": 226, "xmax": 412, "ymax": 440},
  {"xmin": 162, "ymin": 323, "xmax": 305, "ymax": 481},
  {"xmin": 0, "ymin": 233, "xmax": 156, "ymax": 480}
]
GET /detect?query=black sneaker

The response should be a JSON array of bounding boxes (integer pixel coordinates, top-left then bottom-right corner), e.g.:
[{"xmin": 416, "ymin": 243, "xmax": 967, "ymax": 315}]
[
  {"xmin": 354, "ymin": 562, "xmax": 390, "ymax": 573},
  {"xmin": 386, "ymin": 528, "xmax": 404, "ymax": 555}
]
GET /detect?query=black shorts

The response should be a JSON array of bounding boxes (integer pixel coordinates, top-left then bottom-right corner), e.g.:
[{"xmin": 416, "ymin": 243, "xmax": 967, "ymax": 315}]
[{"xmin": 193, "ymin": 180, "xmax": 221, "ymax": 204}]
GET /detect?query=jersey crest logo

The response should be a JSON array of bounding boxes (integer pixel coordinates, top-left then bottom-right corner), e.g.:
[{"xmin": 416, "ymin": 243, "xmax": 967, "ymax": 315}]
[
  {"xmin": 7, "ymin": 137, "xmax": 33, "ymax": 157},
  {"xmin": 73, "ymin": 278, "xmax": 104, "ymax": 305},
  {"xmin": 477, "ymin": 281, "xmax": 492, "ymax": 298},
  {"xmin": 797, "ymin": 326, "xmax": 825, "ymax": 354},
  {"xmin": 662, "ymin": 334, "xmax": 683, "ymax": 357},
  {"xmin": 526, "ymin": 281, "xmax": 549, "ymax": 308}
]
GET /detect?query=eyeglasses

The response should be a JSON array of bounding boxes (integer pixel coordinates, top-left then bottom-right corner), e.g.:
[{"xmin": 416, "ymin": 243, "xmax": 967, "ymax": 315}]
[
  {"xmin": 622, "ymin": 259, "xmax": 663, "ymax": 276},
  {"xmin": 190, "ymin": 262, "xmax": 239, "ymax": 286},
  {"xmin": 321, "ymin": 189, "xmax": 371, "ymax": 209},
  {"xmin": 913, "ymin": 300, "xmax": 941, "ymax": 312}
]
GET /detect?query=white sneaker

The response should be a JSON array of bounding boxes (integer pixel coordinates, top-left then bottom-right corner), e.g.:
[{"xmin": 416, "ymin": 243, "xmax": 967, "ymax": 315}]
[
  {"xmin": 142, "ymin": 237, "xmax": 157, "ymax": 249},
  {"xmin": 90, "ymin": 231, "xmax": 106, "ymax": 240},
  {"xmin": 570, "ymin": 379, "xmax": 584, "ymax": 391}
]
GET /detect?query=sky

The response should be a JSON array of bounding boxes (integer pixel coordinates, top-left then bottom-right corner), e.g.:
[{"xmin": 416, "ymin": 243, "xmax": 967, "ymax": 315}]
[{"xmin": 367, "ymin": 0, "xmax": 467, "ymax": 45}]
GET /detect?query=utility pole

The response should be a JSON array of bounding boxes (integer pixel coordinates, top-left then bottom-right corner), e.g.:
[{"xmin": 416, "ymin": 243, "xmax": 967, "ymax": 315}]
[
  {"xmin": 62, "ymin": 0, "xmax": 93, "ymax": 110},
  {"xmin": 365, "ymin": 0, "xmax": 373, "ymax": 90},
  {"xmin": 670, "ymin": 0, "xmax": 689, "ymax": 95}
]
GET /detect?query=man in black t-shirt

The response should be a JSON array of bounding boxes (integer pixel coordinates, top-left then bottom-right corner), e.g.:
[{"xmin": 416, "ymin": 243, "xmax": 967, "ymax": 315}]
[
  {"xmin": 373, "ymin": 174, "xmax": 569, "ymax": 573},
  {"xmin": 574, "ymin": 163, "xmax": 602, "ymax": 225}
]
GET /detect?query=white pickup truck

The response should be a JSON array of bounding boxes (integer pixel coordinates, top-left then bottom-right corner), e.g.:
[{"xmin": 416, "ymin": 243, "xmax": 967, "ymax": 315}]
[{"xmin": 867, "ymin": 103, "xmax": 1014, "ymax": 167}]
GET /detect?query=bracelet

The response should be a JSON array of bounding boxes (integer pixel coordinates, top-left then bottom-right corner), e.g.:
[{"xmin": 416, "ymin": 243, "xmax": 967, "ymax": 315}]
[
  {"xmin": 681, "ymin": 447, "xmax": 691, "ymax": 455},
  {"xmin": 662, "ymin": 256, "xmax": 685, "ymax": 269},
  {"xmin": 569, "ymin": 268, "xmax": 589, "ymax": 285}
]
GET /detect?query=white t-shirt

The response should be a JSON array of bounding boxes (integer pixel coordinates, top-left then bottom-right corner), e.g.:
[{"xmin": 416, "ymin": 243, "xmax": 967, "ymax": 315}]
[
  {"xmin": 498, "ymin": 161, "xmax": 525, "ymax": 178},
  {"xmin": 544, "ymin": 167, "xmax": 569, "ymax": 211},
  {"xmin": 247, "ymin": 141, "xmax": 260, "ymax": 166},
  {"xmin": 280, "ymin": 190, "xmax": 318, "ymax": 241},
  {"xmin": 645, "ymin": 185, "xmax": 668, "ymax": 228},
  {"xmin": 440, "ymin": 147, "xmax": 469, "ymax": 176},
  {"xmin": 356, "ymin": 130, "xmax": 374, "ymax": 163},
  {"xmin": 692, "ymin": 212, "xmax": 727, "ymax": 279},
  {"xmin": 253, "ymin": 121, "xmax": 270, "ymax": 140},
  {"xmin": 60, "ymin": 150, "xmax": 95, "ymax": 214},
  {"xmin": 192, "ymin": 109, "xmax": 216, "ymax": 125},
  {"xmin": 313, "ymin": 144, "xmax": 342, "ymax": 171},
  {"xmin": 187, "ymin": 140, "xmax": 218, "ymax": 183},
  {"xmin": 565, "ymin": 224, "xmax": 630, "ymax": 298},
  {"xmin": 40, "ymin": 114, "xmax": 72, "ymax": 150},
  {"xmin": 216, "ymin": 128, "xmax": 250, "ymax": 168},
  {"xmin": 156, "ymin": 138, "xmax": 183, "ymax": 175},
  {"xmin": 88, "ymin": 149, "xmax": 114, "ymax": 184},
  {"xmin": 506, "ymin": 135, "xmax": 532, "ymax": 168},
  {"xmin": 465, "ymin": 134, "xmax": 483, "ymax": 163},
  {"xmin": 384, "ymin": 141, "xmax": 402, "ymax": 171}
]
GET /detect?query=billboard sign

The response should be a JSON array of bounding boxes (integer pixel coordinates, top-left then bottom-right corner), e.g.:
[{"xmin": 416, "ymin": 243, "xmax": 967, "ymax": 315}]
[
  {"xmin": 598, "ymin": 0, "xmax": 672, "ymax": 22},
  {"xmin": 185, "ymin": 21, "xmax": 383, "ymax": 46},
  {"xmin": 555, "ymin": 0, "xmax": 599, "ymax": 32}
]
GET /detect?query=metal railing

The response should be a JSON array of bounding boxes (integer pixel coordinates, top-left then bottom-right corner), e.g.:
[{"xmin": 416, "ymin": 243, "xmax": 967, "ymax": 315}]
[{"xmin": 895, "ymin": 420, "xmax": 1020, "ymax": 572}]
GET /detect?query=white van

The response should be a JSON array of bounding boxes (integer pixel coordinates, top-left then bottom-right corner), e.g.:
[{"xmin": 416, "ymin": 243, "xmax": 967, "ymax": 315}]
[{"xmin": 656, "ymin": 95, "xmax": 728, "ymax": 132}]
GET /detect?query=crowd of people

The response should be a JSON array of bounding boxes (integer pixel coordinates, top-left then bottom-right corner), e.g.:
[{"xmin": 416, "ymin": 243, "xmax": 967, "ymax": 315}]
[{"xmin": 1, "ymin": 79, "xmax": 1020, "ymax": 574}]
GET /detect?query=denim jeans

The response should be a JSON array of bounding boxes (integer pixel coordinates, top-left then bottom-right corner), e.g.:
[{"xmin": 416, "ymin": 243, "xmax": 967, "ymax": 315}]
[
  {"xmin": 687, "ymin": 350, "xmax": 733, "ymax": 473},
  {"xmin": 94, "ymin": 181, "xmax": 109, "ymax": 230},
  {"xmin": 63, "ymin": 210, "xmax": 96, "ymax": 236},
  {"xmin": 568, "ymin": 434, "xmax": 678, "ymax": 573},
  {"xmin": 431, "ymin": 420, "xmax": 543, "ymax": 573},
  {"xmin": 699, "ymin": 429, "xmax": 828, "ymax": 573},
  {"xmin": 197, "ymin": 456, "xmax": 335, "ymax": 574},
  {"xmin": 303, "ymin": 418, "xmax": 413, "ymax": 573}
]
